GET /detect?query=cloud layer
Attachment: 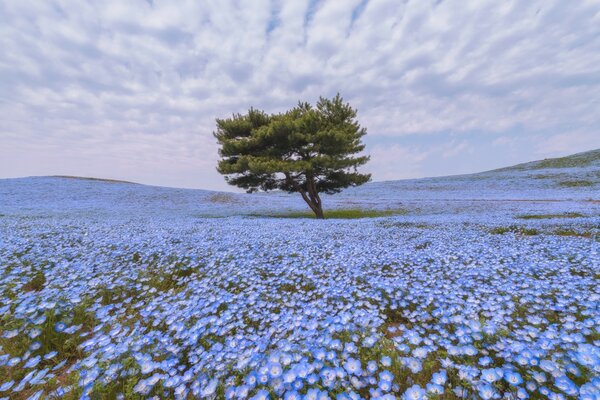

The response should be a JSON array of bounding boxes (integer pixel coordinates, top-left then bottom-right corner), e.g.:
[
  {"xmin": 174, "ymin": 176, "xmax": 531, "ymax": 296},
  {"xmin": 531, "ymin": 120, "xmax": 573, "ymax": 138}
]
[{"xmin": 1, "ymin": 0, "xmax": 599, "ymax": 189}]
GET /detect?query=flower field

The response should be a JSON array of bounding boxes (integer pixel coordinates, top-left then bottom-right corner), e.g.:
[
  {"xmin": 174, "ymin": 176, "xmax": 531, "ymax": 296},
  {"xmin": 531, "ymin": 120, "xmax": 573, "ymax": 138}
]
[{"xmin": 0, "ymin": 154, "xmax": 599, "ymax": 400}]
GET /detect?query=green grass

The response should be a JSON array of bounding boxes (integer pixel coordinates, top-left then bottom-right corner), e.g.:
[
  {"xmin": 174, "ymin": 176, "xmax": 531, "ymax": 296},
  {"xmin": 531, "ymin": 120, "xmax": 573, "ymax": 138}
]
[
  {"xmin": 207, "ymin": 193, "xmax": 240, "ymax": 204},
  {"xmin": 558, "ymin": 180, "xmax": 595, "ymax": 187},
  {"xmin": 250, "ymin": 208, "xmax": 407, "ymax": 219},
  {"xmin": 493, "ymin": 149, "xmax": 599, "ymax": 172},
  {"xmin": 22, "ymin": 270, "xmax": 46, "ymax": 291},
  {"xmin": 516, "ymin": 212, "xmax": 585, "ymax": 220},
  {"xmin": 535, "ymin": 150, "xmax": 600, "ymax": 169},
  {"xmin": 553, "ymin": 228, "xmax": 599, "ymax": 240},
  {"xmin": 52, "ymin": 175, "xmax": 136, "ymax": 184},
  {"xmin": 490, "ymin": 226, "xmax": 539, "ymax": 235}
]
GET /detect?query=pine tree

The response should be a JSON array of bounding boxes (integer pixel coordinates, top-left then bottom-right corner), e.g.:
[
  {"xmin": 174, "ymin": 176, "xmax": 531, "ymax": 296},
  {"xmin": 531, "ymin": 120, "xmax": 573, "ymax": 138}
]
[{"xmin": 214, "ymin": 94, "xmax": 371, "ymax": 219}]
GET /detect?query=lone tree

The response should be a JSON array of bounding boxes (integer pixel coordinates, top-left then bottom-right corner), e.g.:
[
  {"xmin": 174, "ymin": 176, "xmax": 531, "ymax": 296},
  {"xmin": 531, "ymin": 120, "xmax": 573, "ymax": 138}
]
[{"xmin": 214, "ymin": 94, "xmax": 371, "ymax": 219}]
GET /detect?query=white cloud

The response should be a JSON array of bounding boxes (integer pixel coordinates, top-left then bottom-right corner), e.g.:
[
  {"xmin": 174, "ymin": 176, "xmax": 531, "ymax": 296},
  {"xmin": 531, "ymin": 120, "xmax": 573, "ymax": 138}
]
[{"xmin": 1, "ymin": 0, "xmax": 599, "ymax": 189}]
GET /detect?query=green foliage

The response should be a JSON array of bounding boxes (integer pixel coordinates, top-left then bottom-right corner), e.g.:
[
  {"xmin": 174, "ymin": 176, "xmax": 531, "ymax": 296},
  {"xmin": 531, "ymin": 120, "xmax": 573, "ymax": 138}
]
[
  {"xmin": 558, "ymin": 180, "xmax": 594, "ymax": 187},
  {"xmin": 250, "ymin": 208, "xmax": 405, "ymax": 219},
  {"xmin": 214, "ymin": 94, "xmax": 371, "ymax": 218},
  {"xmin": 535, "ymin": 150, "xmax": 600, "ymax": 169},
  {"xmin": 553, "ymin": 228, "xmax": 598, "ymax": 239},
  {"xmin": 490, "ymin": 226, "xmax": 539, "ymax": 235},
  {"xmin": 23, "ymin": 270, "xmax": 46, "ymax": 291},
  {"xmin": 516, "ymin": 212, "xmax": 584, "ymax": 219}
]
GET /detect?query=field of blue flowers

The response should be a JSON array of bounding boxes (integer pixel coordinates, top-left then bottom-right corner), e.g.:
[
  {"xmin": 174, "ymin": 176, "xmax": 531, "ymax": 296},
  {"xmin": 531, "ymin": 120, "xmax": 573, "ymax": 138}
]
[{"xmin": 0, "ymin": 152, "xmax": 599, "ymax": 400}]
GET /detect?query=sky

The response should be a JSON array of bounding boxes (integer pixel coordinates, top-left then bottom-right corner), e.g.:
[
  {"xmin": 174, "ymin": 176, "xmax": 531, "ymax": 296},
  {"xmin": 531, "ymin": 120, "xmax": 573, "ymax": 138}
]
[{"xmin": 1, "ymin": 0, "xmax": 600, "ymax": 191}]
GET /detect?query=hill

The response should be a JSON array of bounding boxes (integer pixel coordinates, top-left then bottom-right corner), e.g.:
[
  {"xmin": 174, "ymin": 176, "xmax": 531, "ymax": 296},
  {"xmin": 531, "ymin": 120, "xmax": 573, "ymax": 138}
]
[{"xmin": 0, "ymin": 149, "xmax": 598, "ymax": 218}]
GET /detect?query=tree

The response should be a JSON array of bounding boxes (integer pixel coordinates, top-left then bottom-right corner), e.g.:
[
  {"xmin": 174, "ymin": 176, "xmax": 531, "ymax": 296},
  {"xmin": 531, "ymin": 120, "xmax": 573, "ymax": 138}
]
[{"xmin": 214, "ymin": 94, "xmax": 371, "ymax": 219}]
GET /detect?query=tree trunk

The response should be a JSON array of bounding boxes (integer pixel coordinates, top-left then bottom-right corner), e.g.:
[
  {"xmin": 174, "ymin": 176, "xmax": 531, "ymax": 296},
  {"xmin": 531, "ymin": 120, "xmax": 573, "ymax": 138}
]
[
  {"xmin": 297, "ymin": 189, "xmax": 325, "ymax": 219},
  {"xmin": 306, "ymin": 176, "xmax": 325, "ymax": 219},
  {"xmin": 313, "ymin": 203, "xmax": 324, "ymax": 219},
  {"xmin": 284, "ymin": 172, "xmax": 325, "ymax": 219}
]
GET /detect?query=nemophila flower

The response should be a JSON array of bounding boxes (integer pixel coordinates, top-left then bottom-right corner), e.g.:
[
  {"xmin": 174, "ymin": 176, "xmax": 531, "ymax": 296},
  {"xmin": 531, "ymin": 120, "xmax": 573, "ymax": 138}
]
[
  {"xmin": 0, "ymin": 380, "xmax": 14, "ymax": 391},
  {"xmin": 504, "ymin": 371, "xmax": 523, "ymax": 386},
  {"xmin": 532, "ymin": 371, "xmax": 546, "ymax": 384},
  {"xmin": 23, "ymin": 355, "xmax": 41, "ymax": 369},
  {"xmin": 349, "ymin": 376, "xmax": 362, "ymax": 390},
  {"xmin": 440, "ymin": 358, "xmax": 454, "ymax": 368},
  {"xmin": 26, "ymin": 389, "xmax": 44, "ymax": 400},
  {"xmin": 406, "ymin": 358, "xmax": 422, "ymax": 373},
  {"xmin": 431, "ymin": 370, "xmax": 447, "ymax": 385},
  {"xmin": 463, "ymin": 345, "xmax": 478, "ymax": 356},
  {"xmin": 344, "ymin": 358, "xmax": 361, "ymax": 375},
  {"xmin": 54, "ymin": 322, "xmax": 67, "ymax": 333},
  {"xmin": 234, "ymin": 385, "xmax": 250, "ymax": 398},
  {"xmin": 133, "ymin": 379, "xmax": 151, "ymax": 395},
  {"xmin": 303, "ymin": 388, "xmax": 321, "ymax": 400},
  {"xmin": 282, "ymin": 369, "xmax": 296, "ymax": 384},
  {"xmin": 245, "ymin": 372, "xmax": 259, "ymax": 387},
  {"xmin": 344, "ymin": 343, "xmax": 357, "ymax": 353},
  {"xmin": 426, "ymin": 383, "xmax": 444, "ymax": 394},
  {"xmin": 548, "ymin": 392, "xmax": 566, "ymax": 400},
  {"xmin": 250, "ymin": 389, "xmax": 270, "ymax": 400},
  {"xmin": 200, "ymin": 378, "xmax": 218, "ymax": 397},
  {"xmin": 363, "ymin": 336, "xmax": 377, "ymax": 348},
  {"xmin": 367, "ymin": 361, "xmax": 378, "ymax": 373},
  {"xmin": 379, "ymin": 370, "xmax": 393, "ymax": 382},
  {"xmin": 539, "ymin": 386, "xmax": 551, "ymax": 396},
  {"xmin": 554, "ymin": 375, "xmax": 578, "ymax": 396},
  {"xmin": 3, "ymin": 329, "xmax": 18, "ymax": 339},
  {"xmin": 284, "ymin": 390, "xmax": 300, "ymax": 400},
  {"xmin": 539, "ymin": 360, "xmax": 557, "ymax": 373},
  {"xmin": 412, "ymin": 347, "xmax": 428, "ymax": 358},
  {"xmin": 580, "ymin": 382, "xmax": 600, "ymax": 400},
  {"xmin": 478, "ymin": 356, "xmax": 492, "ymax": 366},
  {"xmin": 481, "ymin": 368, "xmax": 503, "ymax": 383},
  {"xmin": 378, "ymin": 379, "xmax": 392, "ymax": 392},
  {"xmin": 403, "ymin": 384, "xmax": 426, "ymax": 400},
  {"xmin": 395, "ymin": 343, "xmax": 410, "ymax": 353},
  {"xmin": 575, "ymin": 344, "xmax": 600, "ymax": 367},
  {"xmin": 477, "ymin": 383, "xmax": 497, "ymax": 400},
  {"xmin": 381, "ymin": 356, "xmax": 392, "ymax": 367}
]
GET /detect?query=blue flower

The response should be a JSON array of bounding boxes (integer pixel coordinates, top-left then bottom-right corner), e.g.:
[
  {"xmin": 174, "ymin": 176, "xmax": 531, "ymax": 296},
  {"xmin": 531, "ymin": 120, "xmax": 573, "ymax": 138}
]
[
  {"xmin": 504, "ymin": 371, "xmax": 523, "ymax": 386},
  {"xmin": 481, "ymin": 368, "xmax": 503, "ymax": 383},
  {"xmin": 344, "ymin": 358, "xmax": 361, "ymax": 375},
  {"xmin": 403, "ymin": 384, "xmax": 426, "ymax": 400},
  {"xmin": 250, "ymin": 389, "xmax": 270, "ymax": 400},
  {"xmin": 54, "ymin": 322, "xmax": 67, "ymax": 333},
  {"xmin": 431, "ymin": 370, "xmax": 447, "ymax": 385},
  {"xmin": 477, "ymin": 383, "xmax": 497, "ymax": 400}
]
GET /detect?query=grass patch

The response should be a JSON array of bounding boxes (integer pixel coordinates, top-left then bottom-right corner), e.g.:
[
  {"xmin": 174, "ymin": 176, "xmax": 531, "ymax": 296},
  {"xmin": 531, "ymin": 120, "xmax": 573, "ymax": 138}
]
[
  {"xmin": 0, "ymin": 297, "xmax": 98, "ymax": 396},
  {"xmin": 490, "ymin": 226, "xmax": 539, "ymax": 236},
  {"xmin": 52, "ymin": 175, "xmax": 136, "ymax": 184},
  {"xmin": 516, "ymin": 212, "xmax": 584, "ymax": 220},
  {"xmin": 251, "ymin": 208, "xmax": 407, "ymax": 219},
  {"xmin": 207, "ymin": 193, "xmax": 240, "ymax": 204},
  {"xmin": 558, "ymin": 180, "xmax": 595, "ymax": 187},
  {"xmin": 553, "ymin": 228, "xmax": 598, "ymax": 239},
  {"xmin": 535, "ymin": 150, "xmax": 600, "ymax": 169},
  {"xmin": 23, "ymin": 270, "xmax": 46, "ymax": 292}
]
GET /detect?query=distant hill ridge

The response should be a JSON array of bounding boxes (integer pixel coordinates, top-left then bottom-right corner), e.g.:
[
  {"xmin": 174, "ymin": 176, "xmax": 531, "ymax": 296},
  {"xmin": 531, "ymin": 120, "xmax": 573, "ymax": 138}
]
[
  {"xmin": 51, "ymin": 175, "xmax": 138, "ymax": 184},
  {"xmin": 14, "ymin": 147, "xmax": 600, "ymax": 189},
  {"xmin": 490, "ymin": 148, "xmax": 600, "ymax": 172}
]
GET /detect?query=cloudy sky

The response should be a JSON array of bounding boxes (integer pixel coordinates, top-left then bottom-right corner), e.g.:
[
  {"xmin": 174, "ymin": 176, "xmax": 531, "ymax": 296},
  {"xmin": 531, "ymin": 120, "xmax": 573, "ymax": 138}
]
[{"xmin": 1, "ymin": 0, "xmax": 599, "ymax": 190}]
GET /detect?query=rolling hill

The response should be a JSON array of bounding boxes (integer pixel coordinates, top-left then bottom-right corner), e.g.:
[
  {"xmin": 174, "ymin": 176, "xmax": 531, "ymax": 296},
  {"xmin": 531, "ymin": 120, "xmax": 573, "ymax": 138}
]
[{"xmin": 0, "ymin": 149, "xmax": 598, "ymax": 218}]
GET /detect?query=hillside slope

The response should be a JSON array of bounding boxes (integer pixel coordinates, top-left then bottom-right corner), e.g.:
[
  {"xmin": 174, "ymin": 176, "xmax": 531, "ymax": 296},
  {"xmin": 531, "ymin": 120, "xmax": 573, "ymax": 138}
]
[{"xmin": 0, "ymin": 149, "xmax": 598, "ymax": 218}]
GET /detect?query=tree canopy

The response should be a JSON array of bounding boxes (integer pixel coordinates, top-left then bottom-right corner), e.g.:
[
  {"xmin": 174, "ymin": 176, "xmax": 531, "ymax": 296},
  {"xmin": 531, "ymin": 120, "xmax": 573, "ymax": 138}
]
[{"xmin": 214, "ymin": 94, "xmax": 371, "ymax": 218}]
